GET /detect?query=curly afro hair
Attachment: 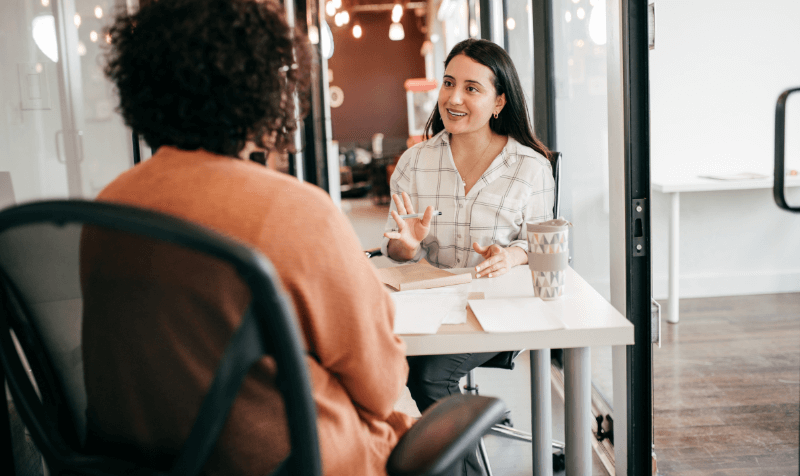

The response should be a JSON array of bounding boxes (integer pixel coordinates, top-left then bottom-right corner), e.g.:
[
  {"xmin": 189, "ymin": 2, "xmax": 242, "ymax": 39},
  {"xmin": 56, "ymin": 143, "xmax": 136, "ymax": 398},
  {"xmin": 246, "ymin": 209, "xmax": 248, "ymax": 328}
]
[{"xmin": 105, "ymin": 0, "xmax": 309, "ymax": 157}]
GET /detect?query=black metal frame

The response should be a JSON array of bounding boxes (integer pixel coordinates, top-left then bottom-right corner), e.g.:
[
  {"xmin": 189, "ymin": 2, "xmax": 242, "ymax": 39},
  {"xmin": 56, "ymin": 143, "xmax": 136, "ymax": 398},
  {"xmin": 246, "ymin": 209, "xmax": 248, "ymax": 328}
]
[
  {"xmin": 773, "ymin": 87, "xmax": 800, "ymax": 213},
  {"xmin": 478, "ymin": 0, "xmax": 492, "ymax": 41},
  {"xmin": 530, "ymin": 0, "xmax": 557, "ymax": 150},
  {"xmin": 621, "ymin": 0, "xmax": 653, "ymax": 473},
  {"xmin": 0, "ymin": 200, "xmax": 321, "ymax": 476}
]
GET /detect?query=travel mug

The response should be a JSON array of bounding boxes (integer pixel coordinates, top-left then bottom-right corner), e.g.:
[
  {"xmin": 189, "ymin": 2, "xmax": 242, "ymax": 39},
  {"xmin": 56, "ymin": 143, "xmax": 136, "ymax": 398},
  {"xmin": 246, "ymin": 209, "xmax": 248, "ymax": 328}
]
[{"xmin": 527, "ymin": 219, "xmax": 571, "ymax": 300}]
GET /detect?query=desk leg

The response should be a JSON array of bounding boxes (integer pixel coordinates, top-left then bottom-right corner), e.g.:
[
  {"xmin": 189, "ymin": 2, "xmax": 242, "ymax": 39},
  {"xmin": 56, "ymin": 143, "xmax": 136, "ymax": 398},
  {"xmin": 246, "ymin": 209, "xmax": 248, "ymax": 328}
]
[
  {"xmin": 667, "ymin": 191, "xmax": 680, "ymax": 323},
  {"xmin": 530, "ymin": 349, "xmax": 552, "ymax": 476},
  {"xmin": 565, "ymin": 347, "xmax": 591, "ymax": 476}
]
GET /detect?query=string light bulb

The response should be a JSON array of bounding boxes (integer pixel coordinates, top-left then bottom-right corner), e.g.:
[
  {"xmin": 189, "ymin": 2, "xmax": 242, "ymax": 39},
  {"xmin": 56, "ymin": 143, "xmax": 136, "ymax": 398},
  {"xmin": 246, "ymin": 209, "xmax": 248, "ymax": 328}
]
[
  {"xmin": 391, "ymin": 3, "xmax": 403, "ymax": 23},
  {"xmin": 352, "ymin": 24, "xmax": 362, "ymax": 38},
  {"xmin": 388, "ymin": 21, "xmax": 404, "ymax": 41}
]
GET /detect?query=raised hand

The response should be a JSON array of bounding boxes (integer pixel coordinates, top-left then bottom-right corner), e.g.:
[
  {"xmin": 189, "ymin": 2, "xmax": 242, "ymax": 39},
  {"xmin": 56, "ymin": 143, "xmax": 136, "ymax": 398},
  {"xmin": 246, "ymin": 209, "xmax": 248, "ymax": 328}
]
[{"xmin": 384, "ymin": 192, "xmax": 435, "ymax": 259}]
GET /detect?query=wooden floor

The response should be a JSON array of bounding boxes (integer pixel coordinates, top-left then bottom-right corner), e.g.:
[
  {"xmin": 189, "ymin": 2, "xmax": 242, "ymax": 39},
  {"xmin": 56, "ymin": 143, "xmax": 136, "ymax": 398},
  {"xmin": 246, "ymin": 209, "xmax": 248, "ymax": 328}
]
[{"xmin": 654, "ymin": 293, "xmax": 800, "ymax": 475}]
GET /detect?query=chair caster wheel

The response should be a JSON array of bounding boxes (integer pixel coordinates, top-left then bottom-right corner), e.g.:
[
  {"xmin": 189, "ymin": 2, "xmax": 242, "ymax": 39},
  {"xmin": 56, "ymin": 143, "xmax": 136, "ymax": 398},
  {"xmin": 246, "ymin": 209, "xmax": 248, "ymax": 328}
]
[{"xmin": 552, "ymin": 452, "xmax": 565, "ymax": 472}]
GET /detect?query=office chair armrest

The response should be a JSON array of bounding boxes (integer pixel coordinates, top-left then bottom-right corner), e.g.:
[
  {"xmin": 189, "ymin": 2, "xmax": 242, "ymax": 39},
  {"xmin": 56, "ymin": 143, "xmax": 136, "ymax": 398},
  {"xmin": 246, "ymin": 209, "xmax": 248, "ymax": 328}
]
[
  {"xmin": 365, "ymin": 248, "xmax": 383, "ymax": 258},
  {"xmin": 386, "ymin": 394, "xmax": 506, "ymax": 476}
]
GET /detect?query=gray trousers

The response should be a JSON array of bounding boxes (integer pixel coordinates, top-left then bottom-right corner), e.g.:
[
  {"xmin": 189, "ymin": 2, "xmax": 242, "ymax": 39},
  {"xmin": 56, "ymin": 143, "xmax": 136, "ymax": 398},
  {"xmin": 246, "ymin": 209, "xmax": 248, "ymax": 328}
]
[{"xmin": 407, "ymin": 352, "xmax": 499, "ymax": 476}]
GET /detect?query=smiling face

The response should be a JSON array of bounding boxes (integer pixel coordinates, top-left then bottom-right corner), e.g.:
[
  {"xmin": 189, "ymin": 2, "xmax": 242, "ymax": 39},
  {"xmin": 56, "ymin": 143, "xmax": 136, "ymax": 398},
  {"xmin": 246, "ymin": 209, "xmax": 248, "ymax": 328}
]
[{"xmin": 438, "ymin": 54, "xmax": 506, "ymax": 137}]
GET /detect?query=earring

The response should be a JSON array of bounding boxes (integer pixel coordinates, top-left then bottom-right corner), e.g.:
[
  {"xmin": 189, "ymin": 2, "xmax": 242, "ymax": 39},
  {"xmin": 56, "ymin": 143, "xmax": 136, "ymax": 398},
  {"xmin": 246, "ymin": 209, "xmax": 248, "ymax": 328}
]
[{"xmin": 493, "ymin": 112, "xmax": 499, "ymax": 119}]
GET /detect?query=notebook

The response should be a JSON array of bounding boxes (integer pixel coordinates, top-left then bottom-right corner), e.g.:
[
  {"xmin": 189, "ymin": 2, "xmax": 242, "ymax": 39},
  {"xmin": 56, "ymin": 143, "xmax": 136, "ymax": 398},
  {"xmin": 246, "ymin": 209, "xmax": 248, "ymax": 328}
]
[{"xmin": 377, "ymin": 261, "xmax": 472, "ymax": 291}]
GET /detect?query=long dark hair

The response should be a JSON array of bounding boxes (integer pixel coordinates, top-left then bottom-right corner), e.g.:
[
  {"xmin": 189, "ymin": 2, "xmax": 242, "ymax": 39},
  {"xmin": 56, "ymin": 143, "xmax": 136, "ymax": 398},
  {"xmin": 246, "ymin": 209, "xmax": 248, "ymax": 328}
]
[{"xmin": 424, "ymin": 39, "xmax": 552, "ymax": 165}]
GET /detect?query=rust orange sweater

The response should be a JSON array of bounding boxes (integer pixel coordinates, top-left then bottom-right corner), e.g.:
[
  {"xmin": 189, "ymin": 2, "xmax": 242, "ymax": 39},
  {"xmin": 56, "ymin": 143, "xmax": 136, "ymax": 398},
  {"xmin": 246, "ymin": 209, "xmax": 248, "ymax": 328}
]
[{"xmin": 81, "ymin": 146, "xmax": 413, "ymax": 475}]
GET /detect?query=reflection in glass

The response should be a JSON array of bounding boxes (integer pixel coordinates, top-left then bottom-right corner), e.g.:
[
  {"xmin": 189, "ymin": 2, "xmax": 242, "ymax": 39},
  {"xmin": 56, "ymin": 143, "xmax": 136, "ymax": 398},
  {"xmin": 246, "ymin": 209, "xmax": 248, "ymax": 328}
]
[{"xmin": 32, "ymin": 14, "xmax": 58, "ymax": 62}]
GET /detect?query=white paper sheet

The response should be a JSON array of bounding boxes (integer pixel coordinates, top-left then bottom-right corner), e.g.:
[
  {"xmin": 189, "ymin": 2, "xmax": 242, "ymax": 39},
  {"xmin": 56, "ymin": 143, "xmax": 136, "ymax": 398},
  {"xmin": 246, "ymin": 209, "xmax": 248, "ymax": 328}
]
[
  {"xmin": 391, "ymin": 284, "xmax": 470, "ymax": 325},
  {"xmin": 391, "ymin": 293, "xmax": 464, "ymax": 334},
  {"xmin": 467, "ymin": 298, "xmax": 566, "ymax": 333}
]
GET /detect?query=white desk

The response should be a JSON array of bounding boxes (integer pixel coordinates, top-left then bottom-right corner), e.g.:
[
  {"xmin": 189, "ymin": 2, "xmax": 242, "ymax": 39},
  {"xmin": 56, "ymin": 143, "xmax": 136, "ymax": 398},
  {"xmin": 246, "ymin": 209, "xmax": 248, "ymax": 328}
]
[
  {"xmin": 398, "ymin": 266, "xmax": 633, "ymax": 476},
  {"xmin": 652, "ymin": 175, "xmax": 800, "ymax": 323}
]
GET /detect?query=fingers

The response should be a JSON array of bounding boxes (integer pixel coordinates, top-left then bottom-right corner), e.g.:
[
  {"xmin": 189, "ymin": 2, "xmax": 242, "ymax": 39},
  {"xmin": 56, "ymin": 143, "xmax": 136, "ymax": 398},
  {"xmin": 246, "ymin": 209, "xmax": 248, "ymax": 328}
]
[
  {"xmin": 472, "ymin": 242, "xmax": 489, "ymax": 256},
  {"xmin": 392, "ymin": 194, "xmax": 408, "ymax": 215},
  {"xmin": 384, "ymin": 232, "xmax": 402, "ymax": 240},
  {"xmin": 401, "ymin": 191, "xmax": 415, "ymax": 215},
  {"xmin": 475, "ymin": 246, "xmax": 509, "ymax": 278},
  {"xmin": 420, "ymin": 206, "xmax": 435, "ymax": 227},
  {"xmin": 390, "ymin": 210, "xmax": 406, "ymax": 230}
]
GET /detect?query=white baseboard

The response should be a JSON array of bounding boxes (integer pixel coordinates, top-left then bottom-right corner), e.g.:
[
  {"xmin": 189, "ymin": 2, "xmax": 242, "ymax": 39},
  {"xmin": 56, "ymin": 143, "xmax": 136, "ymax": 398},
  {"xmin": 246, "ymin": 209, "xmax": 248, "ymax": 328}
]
[
  {"xmin": 652, "ymin": 269, "xmax": 800, "ymax": 300},
  {"xmin": 584, "ymin": 270, "xmax": 800, "ymax": 302}
]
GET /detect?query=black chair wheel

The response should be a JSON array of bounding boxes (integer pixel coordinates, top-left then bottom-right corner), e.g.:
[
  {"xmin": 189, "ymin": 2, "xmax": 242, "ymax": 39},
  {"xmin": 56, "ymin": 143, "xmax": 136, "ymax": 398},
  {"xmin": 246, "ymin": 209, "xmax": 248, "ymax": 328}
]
[{"xmin": 552, "ymin": 452, "xmax": 565, "ymax": 472}]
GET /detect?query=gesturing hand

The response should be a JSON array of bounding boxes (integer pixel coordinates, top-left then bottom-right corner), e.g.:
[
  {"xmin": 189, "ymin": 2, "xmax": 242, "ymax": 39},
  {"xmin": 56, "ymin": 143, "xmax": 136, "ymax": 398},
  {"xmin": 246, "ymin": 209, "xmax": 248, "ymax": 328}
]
[
  {"xmin": 472, "ymin": 242, "xmax": 526, "ymax": 278},
  {"xmin": 383, "ymin": 192, "xmax": 435, "ymax": 254}
]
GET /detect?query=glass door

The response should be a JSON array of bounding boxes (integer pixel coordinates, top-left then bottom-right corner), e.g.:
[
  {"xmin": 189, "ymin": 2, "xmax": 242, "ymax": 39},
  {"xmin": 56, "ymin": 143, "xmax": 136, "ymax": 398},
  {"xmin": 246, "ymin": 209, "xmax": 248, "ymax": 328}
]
[{"xmin": 0, "ymin": 0, "xmax": 135, "ymax": 205}]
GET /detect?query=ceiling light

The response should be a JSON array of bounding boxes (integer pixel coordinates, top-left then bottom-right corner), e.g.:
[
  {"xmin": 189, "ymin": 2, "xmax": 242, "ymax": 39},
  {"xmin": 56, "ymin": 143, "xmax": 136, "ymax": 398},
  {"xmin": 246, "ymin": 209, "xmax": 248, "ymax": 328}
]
[
  {"xmin": 341, "ymin": 11, "xmax": 349, "ymax": 24},
  {"xmin": 577, "ymin": 7, "xmax": 585, "ymax": 19},
  {"xmin": 332, "ymin": 0, "xmax": 341, "ymax": 8},
  {"xmin": 389, "ymin": 21, "xmax": 404, "ymax": 41},
  {"xmin": 392, "ymin": 4, "xmax": 403, "ymax": 23},
  {"xmin": 353, "ymin": 24, "xmax": 362, "ymax": 39},
  {"xmin": 325, "ymin": 1, "xmax": 336, "ymax": 17},
  {"xmin": 506, "ymin": 18, "xmax": 515, "ymax": 30},
  {"xmin": 565, "ymin": 11, "xmax": 572, "ymax": 22},
  {"xmin": 94, "ymin": 6, "xmax": 103, "ymax": 19},
  {"xmin": 308, "ymin": 25, "xmax": 320, "ymax": 44}
]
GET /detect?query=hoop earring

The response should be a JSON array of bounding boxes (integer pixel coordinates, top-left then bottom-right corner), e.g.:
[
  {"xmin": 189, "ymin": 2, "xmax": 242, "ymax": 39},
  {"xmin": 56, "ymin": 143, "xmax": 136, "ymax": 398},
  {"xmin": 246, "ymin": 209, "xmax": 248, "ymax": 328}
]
[{"xmin": 493, "ymin": 112, "xmax": 499, "ymax": 119}]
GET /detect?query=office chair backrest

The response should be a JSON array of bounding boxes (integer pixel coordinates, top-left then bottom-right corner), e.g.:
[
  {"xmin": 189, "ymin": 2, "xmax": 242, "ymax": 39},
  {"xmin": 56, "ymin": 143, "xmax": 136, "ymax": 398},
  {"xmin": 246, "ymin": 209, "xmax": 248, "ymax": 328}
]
[{"xmin": 0, "ymin": 200, "xmax": 321, "ymax": 476}]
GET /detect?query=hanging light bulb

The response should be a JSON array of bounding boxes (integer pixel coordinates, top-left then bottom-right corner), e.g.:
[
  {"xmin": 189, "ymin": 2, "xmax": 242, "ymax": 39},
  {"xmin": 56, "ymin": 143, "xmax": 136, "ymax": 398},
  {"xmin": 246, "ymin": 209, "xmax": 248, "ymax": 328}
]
[
  {"xmin": 334, "ymin": 12, "xmax": 344, "ymax": 27},
  {"xmin": 94, "ymin": 6, "xmax": 103, "ymax": 19},
  {"xmin": 74, "ymin": 13, "xmax": 81, "ymax": 28},
  {"xmin": 391, "ymin": 3, "xmax": 403, "ymax": 23},
  {"xmin": 352, "ymin": 24, "xmax": 362, "ymax": 39},
  {"xmin": 325, "ymin": 1, "xmax": 336, "ymax": 17},
  {"xmin": 341, "ymin": 11, "xmax": 349, "ymax": 24},
  {"xmin": 332, "ymin": 0, "xmax": 341, "ymax": 8},
  {"xmin": 308, "ymin": 25, "xmax": 320, "ymax": 44},
  {"xmin": 506, "ymin": 18, "xmax": 516, "ymax": 30},
  {"xmin": 89, "ymin": 30, "xmax": 98, "ymax": 42},
  {"xmin": 577, "ymin": 7, "xmax": 586, "ymax": 19},
  {"xmin": 389, "ymin": 21, "xmax": 404, "ymax": 41}
]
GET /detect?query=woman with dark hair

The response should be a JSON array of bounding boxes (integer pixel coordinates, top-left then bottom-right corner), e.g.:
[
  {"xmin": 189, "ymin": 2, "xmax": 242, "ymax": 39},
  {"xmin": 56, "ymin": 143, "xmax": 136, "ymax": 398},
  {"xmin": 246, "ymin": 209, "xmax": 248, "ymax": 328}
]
[
  {"xmin": 82, "ymin": 1, "xmax": 414, "ymax": 475},
  {"xmin": 381, "ymin": 38, "xmax": 555, "ymax": 476}
]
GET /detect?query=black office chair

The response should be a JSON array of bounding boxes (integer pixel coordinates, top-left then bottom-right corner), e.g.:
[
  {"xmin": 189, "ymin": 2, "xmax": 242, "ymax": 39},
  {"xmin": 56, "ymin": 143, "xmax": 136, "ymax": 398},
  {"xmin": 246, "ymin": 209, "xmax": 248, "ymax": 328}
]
[
  {"xmin": 366, "ymin": 152, "xmax": 564, "ymax": 475},
  {"xmin": 0, "ymin": 200, "xmax": 507, "ymax": 476}
]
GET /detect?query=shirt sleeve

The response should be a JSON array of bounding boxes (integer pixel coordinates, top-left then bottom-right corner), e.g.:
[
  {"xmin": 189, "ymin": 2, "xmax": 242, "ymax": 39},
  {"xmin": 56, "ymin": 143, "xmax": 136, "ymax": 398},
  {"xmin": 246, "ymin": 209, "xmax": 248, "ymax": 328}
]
[
  {"xmin": 508, "ymin": 161, "xmax": 556, "ymax": 251},
  {"xmin": 380, "ymin": 147, "xmax": 427, "ymax": 263},
  {"xmin": 270, "ymin": 187, "xmax": 409, "ymax": 421}
]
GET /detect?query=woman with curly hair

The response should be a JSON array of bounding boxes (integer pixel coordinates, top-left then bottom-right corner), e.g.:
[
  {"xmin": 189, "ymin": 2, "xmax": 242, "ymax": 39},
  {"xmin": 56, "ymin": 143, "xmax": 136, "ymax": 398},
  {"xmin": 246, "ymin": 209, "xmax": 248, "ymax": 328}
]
[{"xmin": 81, "ymin": 0, "xmax": 413, "ymax": 475}]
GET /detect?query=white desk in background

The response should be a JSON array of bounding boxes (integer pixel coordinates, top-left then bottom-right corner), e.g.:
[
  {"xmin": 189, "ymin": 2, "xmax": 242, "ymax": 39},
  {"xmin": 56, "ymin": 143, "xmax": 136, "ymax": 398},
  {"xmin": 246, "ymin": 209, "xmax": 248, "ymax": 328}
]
[
  {"xmin": 651, "ymin": 175, "xmax": 800, "ymax": 324},
  {"xmin": 397, "ymin": 266, "xmax": 634, "ymax": 476}
]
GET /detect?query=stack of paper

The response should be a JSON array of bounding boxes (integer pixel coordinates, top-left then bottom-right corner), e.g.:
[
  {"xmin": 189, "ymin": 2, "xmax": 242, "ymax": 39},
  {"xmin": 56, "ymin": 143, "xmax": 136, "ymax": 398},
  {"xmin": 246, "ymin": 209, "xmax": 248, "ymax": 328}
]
[
  {"xmin": 391, "ymin": 292, "xmax": 465, "ymax": 334},
  {"xmin": 392, "ymin": 284, "xmax": 471, "ymax": 325},
  {"xmin": 378, "ymin": 261, "xmax": 472, "ymax": 291},
  {"xmin": 467, "ymin": 298, "xmax": 565, "ymax": 333}
]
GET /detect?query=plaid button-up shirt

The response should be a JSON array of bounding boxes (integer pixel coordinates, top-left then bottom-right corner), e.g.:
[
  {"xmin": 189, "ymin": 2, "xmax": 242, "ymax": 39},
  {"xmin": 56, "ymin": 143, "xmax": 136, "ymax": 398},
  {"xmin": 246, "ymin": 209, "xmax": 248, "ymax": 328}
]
[{"xmin": 381, "ymin": 131, "xmax": 555, "ymax": 269}]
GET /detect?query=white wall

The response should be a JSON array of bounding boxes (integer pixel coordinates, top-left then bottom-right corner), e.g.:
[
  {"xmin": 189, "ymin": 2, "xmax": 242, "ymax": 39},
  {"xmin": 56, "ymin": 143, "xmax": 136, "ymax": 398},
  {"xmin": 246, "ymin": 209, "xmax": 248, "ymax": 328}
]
[{"xmin": 649, "ymin": 0, "xmax": 800, "ymax": 298}]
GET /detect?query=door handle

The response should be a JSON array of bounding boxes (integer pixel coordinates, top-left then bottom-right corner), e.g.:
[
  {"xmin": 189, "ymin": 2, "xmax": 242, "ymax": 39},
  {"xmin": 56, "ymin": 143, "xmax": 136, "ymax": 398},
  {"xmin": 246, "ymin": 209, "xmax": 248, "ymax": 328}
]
[
  {"xmin": 54, "ymin": 130, "xmax": 84, "ymax": 164},
  {"xmin": 773, "ymin": 86, "xmax": 800, "ymax": 213}
]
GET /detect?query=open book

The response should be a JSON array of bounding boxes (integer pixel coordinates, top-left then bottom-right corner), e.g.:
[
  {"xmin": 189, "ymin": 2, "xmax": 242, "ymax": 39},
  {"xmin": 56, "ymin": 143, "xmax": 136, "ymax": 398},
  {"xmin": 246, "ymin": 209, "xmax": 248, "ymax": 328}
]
[{"xmin": 377, "ymin": 261, "xmax": 472, "ymax": 291}]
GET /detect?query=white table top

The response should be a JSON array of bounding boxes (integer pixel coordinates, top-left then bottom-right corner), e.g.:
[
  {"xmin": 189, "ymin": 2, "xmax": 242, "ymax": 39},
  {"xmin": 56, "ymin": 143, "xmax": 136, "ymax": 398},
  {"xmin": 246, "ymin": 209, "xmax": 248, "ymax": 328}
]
[
  {"xmin": 399, "ymin": 266, "xmax": 634, "ymax": 356},
  {"xmin": 651, "ymin": 174, "xmax": 800, "ymax": 193}
]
